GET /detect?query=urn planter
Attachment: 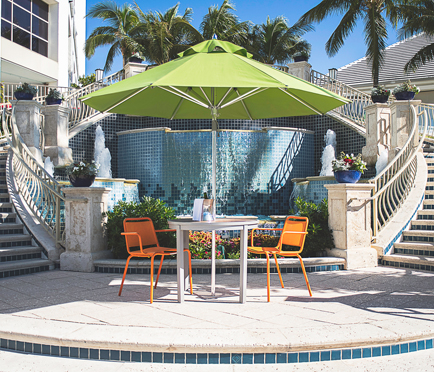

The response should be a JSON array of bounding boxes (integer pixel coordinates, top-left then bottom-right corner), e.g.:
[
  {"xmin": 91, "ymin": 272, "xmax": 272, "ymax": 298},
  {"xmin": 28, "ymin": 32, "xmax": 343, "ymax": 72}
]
[
  {"xmin": 394, "ymin": 91, "xmax": 416, "ymax": 101},
  {"xmin": 69, "ymin": 175, "xmax": 96, "ymax": 187},
  {"xmin": 334, "ymin": 170, "xmax": 361, "ymax": 184}
]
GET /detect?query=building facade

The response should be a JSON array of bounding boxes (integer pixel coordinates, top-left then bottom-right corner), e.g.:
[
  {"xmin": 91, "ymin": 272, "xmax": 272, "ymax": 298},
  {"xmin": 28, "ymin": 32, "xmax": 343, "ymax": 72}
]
[{"xmin": 0, "ymin": 0, "xmax": 86, "ymax": 87}]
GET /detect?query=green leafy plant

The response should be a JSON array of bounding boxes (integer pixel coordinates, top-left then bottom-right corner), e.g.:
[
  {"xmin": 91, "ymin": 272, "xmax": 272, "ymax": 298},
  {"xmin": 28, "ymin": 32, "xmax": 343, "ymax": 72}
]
[
  {"xmin": 15, "ymin": 83, "xmax": 37, "ymax": 95},
  {"xmin": 290, "ymin": 197, "xmax": 334, "ymax": 257},
  {"xmin": 46, "ymin": 88, "xmax": 64, "ymax": 101},
  {"xmin": 332, "ymin": 152, "xmax": 367, "ymax": 173},
  {"xmin": 371, "ymin": 85, "xmax": 390, "ymax": 96},
  {"xmin": 393, "ymin": 80, "xmax": 420, "ymax": 94},
  {"xmin": 65, "ymin": 161, "xmax": 99, "ymax": 177},
  {"xmin": 104, "ymin": 196, "xmax": 176, "ymax": 258},
  {"xmin": 71, "ymin": 73, "xmax": 96, "ymax": 88}
]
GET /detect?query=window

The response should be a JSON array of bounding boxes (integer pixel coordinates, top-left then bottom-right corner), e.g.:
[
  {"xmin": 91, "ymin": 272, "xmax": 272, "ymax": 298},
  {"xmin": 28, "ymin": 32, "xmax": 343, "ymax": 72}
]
[{"xmin": 1, "ymin": 0, "xmax": 48, "ymax": 57}]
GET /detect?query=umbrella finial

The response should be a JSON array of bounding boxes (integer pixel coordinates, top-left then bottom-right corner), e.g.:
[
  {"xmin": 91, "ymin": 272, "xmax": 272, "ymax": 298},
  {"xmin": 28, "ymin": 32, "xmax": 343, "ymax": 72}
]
[{"xmin": 212, "ymin": 34, "xmax": 218, "ymax": 40}]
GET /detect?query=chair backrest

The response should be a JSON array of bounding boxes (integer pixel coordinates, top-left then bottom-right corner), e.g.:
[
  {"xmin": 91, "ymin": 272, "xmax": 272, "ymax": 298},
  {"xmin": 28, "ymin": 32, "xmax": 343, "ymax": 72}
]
[
  {"xmin": 279, "ymin": 216, "xmax": 308, "ymax": 250},
  {"xmin": 123, "ymin": 217, "xmax": 160, "ymax": 253}
]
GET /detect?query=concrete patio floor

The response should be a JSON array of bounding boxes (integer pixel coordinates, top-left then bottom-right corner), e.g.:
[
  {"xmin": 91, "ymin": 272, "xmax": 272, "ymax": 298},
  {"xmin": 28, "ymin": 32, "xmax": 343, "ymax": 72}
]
[{"xmin": 0, "ymin": 266, "xmax": 434, "ymax": 370}]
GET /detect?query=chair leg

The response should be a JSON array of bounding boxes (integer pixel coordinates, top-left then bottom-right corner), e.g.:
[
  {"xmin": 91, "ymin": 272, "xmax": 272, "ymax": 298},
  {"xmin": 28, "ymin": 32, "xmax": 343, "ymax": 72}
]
[
  {"xmin": 118, "ymin": 256, "xmax": 132, "ymax": 296},
  {"xmin": 185, "ymin": 249, "xmax": 193, "ymax": 294},
  {"xmin": 273, "ymin": 253, "xmax": 284, "ymax": 288},
  {"xmin": 297, "ymin": 254, "xmax": 312, "ymax": 297},
  {"xmin": 155, "ymin": 255, "xmax": 164, "ymax": 289},
  {"xmin": 266, "ymin": 253, "xmax": 270, "ymax": 302},
  {"xmin": 150, "ymin": 255, "xmax": 155, "ymax": 304}
]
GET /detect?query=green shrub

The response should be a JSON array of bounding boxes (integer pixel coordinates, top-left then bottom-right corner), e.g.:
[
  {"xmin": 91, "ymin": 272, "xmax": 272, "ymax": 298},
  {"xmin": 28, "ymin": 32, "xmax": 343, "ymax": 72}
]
[
  {"xmin": 290, "ymin": 197, "xmax": 334, "ymax": 257},
  {"xmin": 104, "ymin": 196, "xmax": 176, "ymax": 259},
  {"xmin": 189, "ymin": 231, "xmax": 224, "ymax": 259}
]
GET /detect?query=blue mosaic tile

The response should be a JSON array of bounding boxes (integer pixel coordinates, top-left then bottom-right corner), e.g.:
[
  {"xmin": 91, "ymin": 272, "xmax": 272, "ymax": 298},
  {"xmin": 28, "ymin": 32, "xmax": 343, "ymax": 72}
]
[
  {"xmin": 309, "ymin": 352, "xmax": 319, "ymax": 362},
  {"xmin": 321, "ymin": 351, "xmax": 331, "ymax": 361},
  {"xmin": 110, "ymin": 350, "xmax": 120, "ymax": 361},
  {"xmin": 418, "ymin": 340, "xmax": 426, "ymax": 350},
  {"xmin": 392, "ymin": 345, "xmax": 400, "ymax": 355},
  {"xmin": 242, "ymin": 353, "xmax": 253, "ymax": 364},
  {"xmin": 186, "ymin": 353, "xmax": 196, "ymax": 364},
  {"xmin": 16, "ymin": 341, "xmax": 24, "ymax": 351},
  {"xmin": 220, "ymin": 353, "xmax": 230, "ymax": 364},
  {"xmin": 33, "ymin": 344, "xmax": 41, "ymax": 354},
  {"xmin": 372, "ymin": 347, "xmax": 381, "ymax": 357},
  {"xmin": 409, "ymin": 342, "xmax": 417, "ymax": 352},
  {"xmin": 265, "ymin": 353, "xmax": 276, "ymax": 363},
  {"xmin": 100, "ymin": 349, "xmax": 109, "ymax": 360},
  {"xmin": 299, "ymin": 352, "xmax": 309, "ymax": 363},
  {"xmin": 153, "ymin": 352, "xmax": 163, "ymax": 363},
  {"xmin": 175, "ymin": 353, "xmax": 185, "ymax": 364},
  {"xmin": 362, "ymin": 348, "xmax": 371, "ymax": 358},
  {"xmin": 342, "ymin": 349, "xmax": 351, "ymax": 359},
  {"xmin": 90, "ymin": 349, "xmax": 99, "ymax": 360},
  {"xmin": 231, "ymin": 353, "xmax": 242, "ymax": 364},
  {"xmin": 352, "ymin": 349, "xmax": 361, "ymax": 359},
  {"xmin": 400, "ymin": 343, "xmax": 409, "ymax": 354},
  {"xmin": 331, "ymin": 350, "xmax": 341, "ymax": 360},
  {"xmin": 0, "ymin": 339, "xmax": 7, "ymax": 349},
  {"xmin": 131, "ymin": 351, "xmax": 141, "ymax": 362},
  {"xmin": 254, "ymin": 353, "xmax": 264, "ymax": 364},
  {"xmin": 25, "ymin": 343, "xmax": 32, "ymax": 353},
  {"xmin": 61, "ymin": 346, "xmax": 69, "ymax": 357},
  {"xmin": 277, "ymin": 353, "xmax": 287, "ymax": 363},
  {"xmin": 209, "ymin": 353, "xmax": 219, "ymax": 364},
  {"xmin": 163, "ymin": 353, "xmax": 173, "ymax": 363},
  {"xmin": 197, "ymin": 353, "xmax": 207, "ymax": 364}
]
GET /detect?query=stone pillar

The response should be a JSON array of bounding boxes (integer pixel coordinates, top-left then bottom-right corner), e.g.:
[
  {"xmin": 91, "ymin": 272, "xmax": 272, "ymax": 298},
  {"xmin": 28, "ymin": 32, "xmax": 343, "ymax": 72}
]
[
  {"xmin": 41, "ymin": 105, "xmax": 73, "ymax": 166},
  {"xmin": 60, "ymin": 187, "xmax": 112, "ymax": 272},
  {"xmin": 124, "ymin": 62, "xmax": 148, "ymax": 79},
  {"xmin": 325, "ymin": 183, "xmax": 377, "ymax": 269},
  {"xmin": 11, "ymin": 100, "xmax": 43, "ymax": 164},
  {"xmin": 362, "ymin": 103, "xmax": 390, "ymax": 167},
  {"xmin": 286, "ymin": 61, "xmax": 311, "ymax": 81},
  {"xmin": 389, "ymin": 100, "xmax": 421, "ymax": 162}
]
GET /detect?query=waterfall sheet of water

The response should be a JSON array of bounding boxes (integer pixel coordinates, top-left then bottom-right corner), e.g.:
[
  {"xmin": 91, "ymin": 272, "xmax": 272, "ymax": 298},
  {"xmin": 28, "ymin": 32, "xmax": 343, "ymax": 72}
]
[
  {"xmin": 94, "ymin": 125, "xmax": 112, "ymax": 178},
  {"xmin": 376, "ymin": 148, "xmax": 389, "ymax": 175},
  {"xmin": 320, "ymin": 129, "xmax": 336, "ymax": 176},
  {"xmin": 44, "ymin": 157, "xmax": 54, "ymax": 177}
]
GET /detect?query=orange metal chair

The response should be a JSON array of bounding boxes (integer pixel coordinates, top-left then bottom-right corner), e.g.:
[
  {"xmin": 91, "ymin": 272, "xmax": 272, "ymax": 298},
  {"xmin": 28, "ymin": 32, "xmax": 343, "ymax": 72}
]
[
  {"xmin": 248, "ymin": 216, "xmax": 312, "ymax": 302},
  {"xmin": 119, "ymin": 217, "xmax": 193, "ymax": 303}
]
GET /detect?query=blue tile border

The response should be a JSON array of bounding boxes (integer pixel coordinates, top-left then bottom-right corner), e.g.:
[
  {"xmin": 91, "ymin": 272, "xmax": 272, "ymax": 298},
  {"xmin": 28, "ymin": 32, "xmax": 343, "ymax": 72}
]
[{"xmin": 2, "ymin": 336, "xmax": 434, "ymax": 364}]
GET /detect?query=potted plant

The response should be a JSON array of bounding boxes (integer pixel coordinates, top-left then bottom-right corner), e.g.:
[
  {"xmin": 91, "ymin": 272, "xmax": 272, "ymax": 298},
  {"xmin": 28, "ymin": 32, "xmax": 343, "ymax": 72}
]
[
  {"xmin": 14, "ymin": 83, "xmax": 37, "ymax": 100},
  {"xmin": 293, "ymin": 50, "xmax": 310, "ymax": 62},
  {"xmin": 371, "ymin": 85, "xmax": 390, "ymax": 103},
  {"xmin": 393, "ymin": 80, "xmax": 420, "ymax": 101},
  {"xmin": 332, "ymin": 152, "xmax": 367, "ymax": 183},
  {"xmin": 65, "ymin": 161, "xmax": 99, "ymax": 187},
  {"xmin": 45, "ymin": 88, "xmax": 63, "ymax": 105},
  {"xmin": 129, "ymin": 52, "xmax": 143, "ymax": 64}
]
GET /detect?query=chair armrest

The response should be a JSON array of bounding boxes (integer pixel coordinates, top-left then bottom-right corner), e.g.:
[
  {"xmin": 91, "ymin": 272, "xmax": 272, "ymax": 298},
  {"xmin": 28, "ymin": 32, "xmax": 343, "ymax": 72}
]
[
  {"xmin": 121, "ymin": 232, "xmax": 143, "ymax": 253},
  {"xmin": 281, "ymin": 231, "xmax": 308, "ymax": 236},
  {"xmin": 249, "ymin": 228, "xmax": 283, "ymax": 246},
  {"xmin": 155, "ymin": 229, "xmax": 176, "ymax": 233}
]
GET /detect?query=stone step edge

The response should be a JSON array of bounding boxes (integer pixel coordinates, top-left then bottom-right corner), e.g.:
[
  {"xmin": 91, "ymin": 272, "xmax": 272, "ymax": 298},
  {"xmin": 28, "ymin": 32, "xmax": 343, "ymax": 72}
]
[
  {"xmin": 0, "ymin": 246, "xmax": 42, "ymax": 257},
  {"xmin": 0, "ymin": 259, "xmax": 54, "ymax": 272},
  {"xmin": 94, "ymin": 257, "xmax": 345, "ymax": 269},
  {"xmin": 394, "ymin": 242, "xmax": 434, "ymax": 250},
  {"xmin": 380, "ymin": 254, "xmax": 434, "ymax": 264},
  {"xmin": 0, "ymin": 312, "xmax": 433, "ymax": 356}
]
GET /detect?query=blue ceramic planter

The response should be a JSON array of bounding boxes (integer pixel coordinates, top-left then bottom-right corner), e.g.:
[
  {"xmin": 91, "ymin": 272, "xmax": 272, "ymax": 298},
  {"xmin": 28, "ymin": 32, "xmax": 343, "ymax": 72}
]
[
  {"xmin": 69, "ymin": 175, "xmax": 96, "ymax": 187},
  {"xmin": 334, "ymin": 170, "xmax": 361, "ymax": 184},
  {"xmin": 394, "ymin": 91, "xmax": 415, "ymax": 101},
  {"xmin": 46, "ymin": 98, "xmax": 62, "ymax": 105},
  {"xmin": 14, "ymin": 92, "xmax": 34, "ymax": 100}
]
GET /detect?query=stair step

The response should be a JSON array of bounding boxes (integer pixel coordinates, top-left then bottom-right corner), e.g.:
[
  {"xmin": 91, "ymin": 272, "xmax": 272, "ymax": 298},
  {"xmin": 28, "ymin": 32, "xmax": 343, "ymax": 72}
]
[
  {"xmin": 0, "ymin": 212, "xmax": 16, "ymax": 223},
  {"xmin": 0, "ymin": 234, "xmax": 32, "ymax": 247},
  {"xmin": 417, "ymin": 210, "xmax": 434, "ymax": 219},
  {"xmin": 0, "ymin": 259, "xmax": 53, "ymax": 278},
  {"xmin": 0, "ymin": 223, "xmax": 23, "ymax": 234},
  {"xmin": 425, "ymin": 190, "xmax": 434, "ymax": 195},
  {"xmin": 411, "ymin": 220, "xmax": 434, "ymax": 229},
  {"xmin": 0, "ymin": 246, "xmax": 42, "ymax": 261},
  {"xmin": 0, "ymin": 203, "xmax": 13, "ymax": 213},
  {"xmin": 394, "ymin": 242, "xmax": 434, "ymax": 256},
  {"xmin": 379, "ymin": 254, "xmax": 434, "ymax": 272}
]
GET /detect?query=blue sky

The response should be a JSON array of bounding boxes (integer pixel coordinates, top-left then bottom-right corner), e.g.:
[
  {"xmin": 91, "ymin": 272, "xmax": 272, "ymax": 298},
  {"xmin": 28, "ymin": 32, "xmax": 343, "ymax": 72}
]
[{"xmin": 85, "ymin": 0, "xmax": 400, "ymax": 77}]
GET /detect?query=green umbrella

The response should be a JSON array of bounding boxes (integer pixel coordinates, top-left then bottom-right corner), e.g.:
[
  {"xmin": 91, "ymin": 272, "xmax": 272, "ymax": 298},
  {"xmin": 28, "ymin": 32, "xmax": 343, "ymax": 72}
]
[{"xmin": 81, "ymin": 39, "xmax": 349, "ymax": 200}]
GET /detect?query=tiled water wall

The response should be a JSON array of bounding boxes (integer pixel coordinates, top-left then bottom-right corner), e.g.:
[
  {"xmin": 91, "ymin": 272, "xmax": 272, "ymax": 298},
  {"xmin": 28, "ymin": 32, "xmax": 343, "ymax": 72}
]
[
  {"xmin": 68, "ymin": 114, "xmax": 366, "ymax": 213},
  {"xmin": 117, "ymin": 128, "xmax": 314, "ymax": 216}
]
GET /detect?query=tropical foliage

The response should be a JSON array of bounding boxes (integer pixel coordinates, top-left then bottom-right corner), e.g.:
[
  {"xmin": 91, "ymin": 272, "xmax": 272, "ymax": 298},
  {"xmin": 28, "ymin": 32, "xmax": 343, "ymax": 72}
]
[
  {"xmin": 249, "ymin": 16, "xmax": 312, "ymax": 65},
  {"xmin": 85, "ymin": 1, "xmax": 139, "ymax": 72},
  {"xmin": 392, "ymin": 80, "xmax": 420, "ymax": 94},
  {"xmin": 297, "ymin": 0, "xmax": 403, "ymax": 87},
  {"xmin": 398, "ymin": 0, "xmax": 434, "ymax": 72}
]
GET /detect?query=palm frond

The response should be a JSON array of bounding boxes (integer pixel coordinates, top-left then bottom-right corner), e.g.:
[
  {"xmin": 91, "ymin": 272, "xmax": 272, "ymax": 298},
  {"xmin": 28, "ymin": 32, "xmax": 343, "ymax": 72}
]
[{"xmin": 405, "ymin": 42, "xmax": 434, "ymax": 72}]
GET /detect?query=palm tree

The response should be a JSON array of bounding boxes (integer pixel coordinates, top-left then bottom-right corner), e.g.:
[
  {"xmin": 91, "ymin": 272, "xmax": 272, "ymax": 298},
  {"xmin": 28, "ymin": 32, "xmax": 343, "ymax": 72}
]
[
  {"xmin": 398, "ymin": 0, "xmax": 434, "ymax": 72},
  {"xmin": 85, "ymin": 1, "xmax": 139, "ymax": 72},
  {"xmin": 297, "ymin": 0, "xmax": 403, "ymax": 86},
  {"xmin": 130, "ymin": 3, "xmax": 202, "ymax": 65},
  {"xmin": 200, "ymin": 0, "xmax": 250, "ymax": 46},
  {"xmin": 249, "ymin": 16, "xmax": 312, "ymax": 65}
]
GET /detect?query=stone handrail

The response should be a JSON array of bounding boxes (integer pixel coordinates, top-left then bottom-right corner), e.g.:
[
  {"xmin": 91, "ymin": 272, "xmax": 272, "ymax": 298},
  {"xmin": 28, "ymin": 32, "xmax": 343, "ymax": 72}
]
[
  {"xmin": 1, "ymin": 107, "xmax": 65, "ymax": 245},
  {"xmin": 369, "ymin": 105, "xmax": 427, "ymax": 239},
  {"xmin": 310, "ymin": 70, "xmax": 371, "ymax": 129}
]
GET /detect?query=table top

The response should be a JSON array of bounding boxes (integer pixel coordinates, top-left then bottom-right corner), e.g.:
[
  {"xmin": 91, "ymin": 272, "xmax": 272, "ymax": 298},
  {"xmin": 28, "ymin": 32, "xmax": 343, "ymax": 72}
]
[{"xmin": 168, "ymin": 218, "xmax": 258, "ymax": 230}]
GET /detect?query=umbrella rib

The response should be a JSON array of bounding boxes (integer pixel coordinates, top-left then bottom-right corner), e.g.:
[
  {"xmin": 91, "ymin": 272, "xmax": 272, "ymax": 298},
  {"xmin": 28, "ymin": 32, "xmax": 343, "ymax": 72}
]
[
  {"xmin": 159, "ymin": 86, "xmax": 209, "ymax": 108},
  {"xmin": 234, "ymin": 89, "xmax": 253, "ymax": 120},
  {"xmin": 217, "ymin": 88, "xmax": 234, "ymax": 107},
  {"xmin": 199, "ymin": 87, "xmax": 213, "ymax": 106},
  {"xmin": 104, "ymin": 86, "xmax": 149, "ymax": 113},
  {"xmin": 278, "ymin": 88, "xmax": 323, "ymax": 116},
  {"xmin": 170, "ymin": 98, "xmax": 185, "ymax": 120},
  {"xmin": 220, "ymin": 87, "xmax": 266, "ymax": 109}
]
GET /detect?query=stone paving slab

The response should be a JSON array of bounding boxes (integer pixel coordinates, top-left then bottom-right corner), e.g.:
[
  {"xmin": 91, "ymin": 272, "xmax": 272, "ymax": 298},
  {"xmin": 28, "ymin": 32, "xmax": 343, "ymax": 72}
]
[{"xmin": 0, "ymin": 267, "xmax": 434, "ymax": 354}]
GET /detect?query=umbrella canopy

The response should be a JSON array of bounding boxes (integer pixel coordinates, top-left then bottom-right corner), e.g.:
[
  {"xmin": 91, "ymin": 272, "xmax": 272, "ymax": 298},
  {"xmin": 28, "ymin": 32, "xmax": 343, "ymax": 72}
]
[{"xmin": 81, "ymin": 39, "xmax": 349, "ymax": 123}]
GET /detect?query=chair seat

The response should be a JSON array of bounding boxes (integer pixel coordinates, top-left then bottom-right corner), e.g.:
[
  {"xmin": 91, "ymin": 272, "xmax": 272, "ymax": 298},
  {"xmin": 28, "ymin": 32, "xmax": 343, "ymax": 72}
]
[{"xmin": 247, "ymin": 246, "xmax": 279, "ymax": 255}]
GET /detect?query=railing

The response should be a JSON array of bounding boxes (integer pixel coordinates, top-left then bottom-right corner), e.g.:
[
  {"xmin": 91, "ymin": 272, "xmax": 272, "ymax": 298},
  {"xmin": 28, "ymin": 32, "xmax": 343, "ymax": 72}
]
[
  {"xmin": 419, "ymin": 103, "xmax": 434, "ymax": 140},
  {"xmin": 0, "ymin": 83, "xmax": 75, "ymax": 105},
  {"xmin": 310, "ymin": 70, "xmax": 372, "ymax": 129},
  {"xmin": 1, "ymin": 107, "xmax": 65, "ymax": 245},
  {"xmin": 370, "ymin": 105, "xmax": 427, "ymax": 238},
  {"xmin": 66, "ymin": 70, "xmax": 124, "ymax": 132}
]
